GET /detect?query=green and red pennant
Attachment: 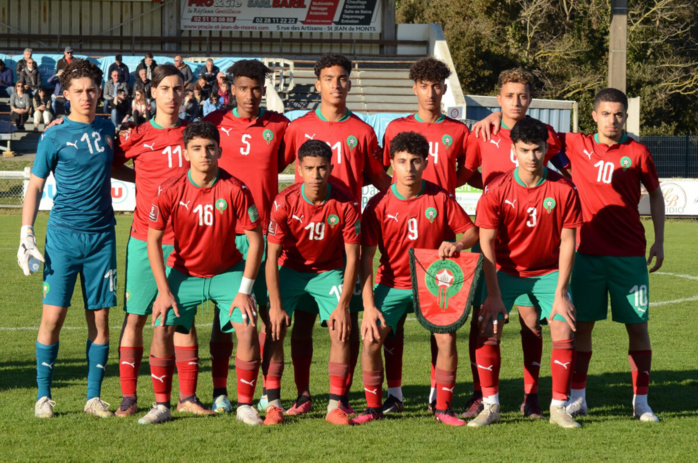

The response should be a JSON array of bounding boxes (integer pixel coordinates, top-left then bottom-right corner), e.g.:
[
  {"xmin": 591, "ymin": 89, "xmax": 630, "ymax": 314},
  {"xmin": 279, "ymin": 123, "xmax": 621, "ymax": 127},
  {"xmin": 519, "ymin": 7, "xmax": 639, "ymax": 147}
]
[{"xmin": 409, "ymin": 248, "xmax": 483, "ymax": 333}]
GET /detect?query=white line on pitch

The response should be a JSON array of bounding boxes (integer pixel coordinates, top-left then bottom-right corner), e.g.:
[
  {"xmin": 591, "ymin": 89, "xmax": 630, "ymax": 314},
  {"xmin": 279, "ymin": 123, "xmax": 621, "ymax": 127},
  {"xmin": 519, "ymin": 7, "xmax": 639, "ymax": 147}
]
[{"xmin": 653, "ymin": 271, "xmax": 698, "ymax": 281}]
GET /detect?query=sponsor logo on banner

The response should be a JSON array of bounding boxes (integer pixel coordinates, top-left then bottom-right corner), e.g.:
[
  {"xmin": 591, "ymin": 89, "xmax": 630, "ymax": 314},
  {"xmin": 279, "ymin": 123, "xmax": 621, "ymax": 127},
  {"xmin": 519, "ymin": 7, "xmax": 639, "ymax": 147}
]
[{"xmin": 639, "ymin": 179, "xmax": 698, "ymax": 216}]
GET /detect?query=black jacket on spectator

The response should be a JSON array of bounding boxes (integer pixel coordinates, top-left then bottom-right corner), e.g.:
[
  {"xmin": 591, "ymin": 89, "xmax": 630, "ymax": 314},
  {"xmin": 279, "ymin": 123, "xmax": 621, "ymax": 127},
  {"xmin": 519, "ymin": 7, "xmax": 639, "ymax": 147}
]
[
  {"xmin": 108, "ymin": 62, "xmax": 130, "ymax": 84},
  {"xmin": 19, "ymin": 67, "xmax": 41, "ymax": 90},
  {"xmin": 135, "ymin": 59, "xmax": 158, "ymax": 81}
]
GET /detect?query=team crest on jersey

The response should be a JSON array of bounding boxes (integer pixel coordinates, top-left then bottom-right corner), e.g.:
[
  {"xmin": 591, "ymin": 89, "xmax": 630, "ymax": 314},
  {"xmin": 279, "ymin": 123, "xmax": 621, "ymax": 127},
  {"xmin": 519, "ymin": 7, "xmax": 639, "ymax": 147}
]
[
  {"xmin": 354, "ymin": 221, "xmax": 361, "ymax": 236},
  {"xmin": 543, "ymin": 197, "xmax": 556, "ymax": 214},
  {"xmin": 347, "ymin": 135, "xmax": 358, "ymax": 151},
  {"xmin": 327, "ymin": 214, "xmax": 340, "ymax": 228},
  {"xmin": 442, "ymin": 134, "xmax": 453, "ymax": 149},
  {"xmin": 149, "ymin": 205, "xmax": 159, "ymax": 222},
  {"xmin": 263, "ymin": 129, "xmax": 274, "ymax": 145},
  {"xmin": 248, "ymin": 205, "xmax": 260, "ymax": 222},
  {"xmin": 43, "ymin": 283, "xmax": 50, "ymax": 298},
  {"xmin": 215, "ymin": 199, "xmax": 228, "ymax": 214},
  {"xmin": 425, "ymin": 207, "xmax": 438, "ymax": 223},
  {"xmin": 621, "ymin": 156, "xmax": 632, "ymax": 171},
  {"xmin": 425, "ymin": 260, "xmax": 464, "ymax": 310}
]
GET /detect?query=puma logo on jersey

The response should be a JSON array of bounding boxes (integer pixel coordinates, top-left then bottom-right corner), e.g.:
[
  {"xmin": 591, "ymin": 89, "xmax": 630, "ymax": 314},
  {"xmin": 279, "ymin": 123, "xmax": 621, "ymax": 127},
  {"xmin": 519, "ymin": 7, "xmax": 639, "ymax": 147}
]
[
  {"xmin": 364, "ymin": 387, "xmax": 378, "ymax": 395},
  {"xmin": 441, "ymin": 386, "xmax": 455, "ymax": 393},
  {"xmin": 151, "ymin": 374, "xmax": 167, "ymax": 383},
  {"xmin": 221, "ymin": 127, "xmax": 232, "ymax": 137},
  {"xmin": 120, "ymin": 361, "xmax": 136, "ymax": 369},
  {"xmin": 179, "ymin": 201, "xmax": 190, "ymax": 210},
  {"xmin": 143, "ymin": 143, "xmax": 155, "ymax": 151},
  {"xmin": 477, "ymin": 364, "xmax": 494, "ymax": 371},
  {"xmin": 489, "ymin": 138, "xmax": 501, "ymax": 148},
  {"xmin": 291, "ymin": 214, "xmax": 304, "ymax": 223},
  {"xmin": 240, "ymin": 378, "xmax": 256, "ymax": 387},
  {"xmin": 553, "ymin": 360, "xmax": 571, "ymax": 370},
  {"xmin": 504, "ymin": 199, "xmax": 517, "ymax": 209},
  {"xmin": 65, "ymin": 141, "xmax": 78, "ymax": 149},
  {"xmin": 304, "ymin": 133, "xmax": 315, "ymax": 140},
  {"xmin": 41, "ymin": 362, "xmax": 54, "ymax": 370},
  {"xmin": 583, "ymin": 149, "xmax": 593, "ymax": 160},
  {"xmin": 96, "ymin": 364, "xmax": 106, "ymax": 370},
  {"xmin": 385, "ymin": 213, "xmax": 399, "ymax": 222},
  {"xmin": 642, "ymin": 370, "xmax": 650, "ymax": 376},
  {"xmin": 187, "ymin": 362, "xmax": 199, "ymax": 366}
]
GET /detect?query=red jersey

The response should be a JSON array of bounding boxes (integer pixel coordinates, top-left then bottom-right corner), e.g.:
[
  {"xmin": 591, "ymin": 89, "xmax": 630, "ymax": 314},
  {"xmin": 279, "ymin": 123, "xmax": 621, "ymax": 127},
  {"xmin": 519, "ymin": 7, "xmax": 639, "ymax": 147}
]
[
  {"xmin": 559, "ymin": 133, "xmax": 660, "ymax": 257},
  {"xmin": 267, "ymin": 181, "xmax": 361, "ymax": 273},
  {"xmin": 475, "ymin": 168, "xmax": 582, "ymax": 277},
  {"xmin": 113, "ymin": 119, "xmax": 190, "ymax": 244},
  {"xmin": 150, "ymin": 170, "xmax": 260, "ymax": 278},
  {"xmin": 465, "ymin": 122, "xmax": 561, "ymax": 187},
  {"xmin": 382, "ymin": 114, "xmax": 469, "ymax": 194},
  {"xmin": 362, "ymin": 181, "xmax": 475, "ymax": 289},
  {"xmin": 282, "ymin": 108, "xmax": 384, "ymax": 202},
  {"xmin": 204, "ymin": 108, "xmax": 289, "ymax": 234}
]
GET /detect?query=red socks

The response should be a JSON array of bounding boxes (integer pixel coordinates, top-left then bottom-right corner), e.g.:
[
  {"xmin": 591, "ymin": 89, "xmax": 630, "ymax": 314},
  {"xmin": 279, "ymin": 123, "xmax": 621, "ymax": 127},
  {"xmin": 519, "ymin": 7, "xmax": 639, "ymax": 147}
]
[
  {"xmin": 629, "ymin": 350, "xmax": 652, "ymax": 395},
  {"xmin": 209, "ymin": 341, "xmax": 233, "ymax": 391},
  {"xmin": 571, "ymin": 351, "xmax": 592, "ymax": 389},
  {"xmin": 362, "ymin": 369, "xmax": 383, "ymax": 409},
  {"xmin": 435, "ymin": 368, "xmax": 456, "ymax": 411},
  {"xmin": 383, "ymin": 332, "xmax": 404, "ymax": 388},
  {"xmin": 291, "ymin": 337, "xmax": 313, "ymax": 396},
  {"xmin": 521, "ymin": 328, "xmax": 543, "ymax": 394},
  {"xmin": 175, "ymin": 345, "xmax": 199, "ymax": 400},
  {"xmin": 235, "ymin": 357, "xmax": 260, "ymax": 405},
  {"xmin": 150, "ymin": 355, "xmax": 175, "ymax": 404},
  {"xmin": 551, "ymin": 339, "xmax": 575, "ymax": 401},
  {"xmin": 329, "ymin": 362, "xmax": 350, "ymax": 398},
  {"xmin": 119, "ymin": 346, "xmax": 143, "ymax": 397},
  {"xmin": 475, "ymin": 339, "xmax": 500, "ymax": 397}
]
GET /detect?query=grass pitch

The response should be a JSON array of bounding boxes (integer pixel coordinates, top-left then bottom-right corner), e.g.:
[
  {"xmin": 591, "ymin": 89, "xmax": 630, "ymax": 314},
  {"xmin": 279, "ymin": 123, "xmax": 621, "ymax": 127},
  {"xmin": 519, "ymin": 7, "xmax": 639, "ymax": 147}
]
[{"xmin": 0, "ymin": 213, "xmax": 697, "ymax": 462}]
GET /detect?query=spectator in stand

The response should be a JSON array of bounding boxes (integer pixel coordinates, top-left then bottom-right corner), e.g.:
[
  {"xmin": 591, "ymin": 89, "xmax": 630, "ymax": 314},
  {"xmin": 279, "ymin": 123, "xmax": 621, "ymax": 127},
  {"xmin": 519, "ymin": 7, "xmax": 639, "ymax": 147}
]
[
  {"xmin": 179, "ymin": 89, "xmax": 199, "ymax": 121},
  {"xmin": 199, "ymin": 58, "xmax": 219, "ymax": 85},
  {"xmin": 0, "ymin": 59, "xmax": 14, "ymax": 98},
  {"xmin": 10, "ymin": 82, "xmax": 32, "ymax": 130},
  {"xmin": 133, "ymin": 68, "xmax": 151, "ymax": 98},
  {"xmin": 103, "ymin": 69, "xmax": 130, "ymax": 112},
  {"xmin": 174, "ymin": 55, "xmax": 194, "ymax": 89},
  {"xmin": 48, "ymin": 69, "xmax": 69, "ymax": 115},
  {"xmin": 16, "ymin": 48, "xmax": 32, "ymax": 76},
  {"xmin": 211, "ymin": 72, "xmax": 228, "ymax": 96},
  {"xmin": 196, "ymin": 74, "xmax": 211, "ymax": 100},
  {"xmin": 217, "ymin": 80, "xmax": 232, "ymax": 110},
  {"xmin": 108, "ymin": 54, "xmax": 130, "ymax": 84},
  {"xmin": 202, "ymin": 93, "xmax": 220, "ymax": 117},
  {"xmin": 135, "ymin": 53, "xmax": 157, "ymax": 81},
  {"xmin": 193, "ymin": 83, "xmax": 205, "ymax": 118},
  {"xmin": 130, "ymin": 88, "xmax": 151, "ymax": 125},
  {"xmin": 32, "ymin": 87, "xmax": 54, "ymax": 131},
  {"xmin": 110, "ymin": 88, "xmax": 131, "ymax": 128},
  {"xmin": 19, "ymin": 58, "xmax": 41, "ymax": 94},
  {"xmin": 56, "ymin": 47, "xmax": 75, "ymax": 73}
]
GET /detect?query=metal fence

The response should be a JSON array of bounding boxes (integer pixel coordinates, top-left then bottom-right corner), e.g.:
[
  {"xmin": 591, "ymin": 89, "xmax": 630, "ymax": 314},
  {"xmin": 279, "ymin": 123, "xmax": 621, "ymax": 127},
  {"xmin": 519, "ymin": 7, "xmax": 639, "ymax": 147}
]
[
  {"xmin": 0, "ymin": 168, "xmax": 28, "ymax": 208},
  {"xmin": 640, "ymin": 136, "xmax": 698, "ymax": 178}
]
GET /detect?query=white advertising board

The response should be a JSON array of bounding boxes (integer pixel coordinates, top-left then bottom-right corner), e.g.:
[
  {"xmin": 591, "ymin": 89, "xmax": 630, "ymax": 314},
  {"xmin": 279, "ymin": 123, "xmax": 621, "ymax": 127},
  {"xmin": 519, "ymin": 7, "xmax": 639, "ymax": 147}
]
[
  {"xmin": 31, "ymin": 174, "xmax": 137, "ymax": 212},
  {"xmin": 639, "ymin": 178, "xmax": 698, "ymax": 217}
]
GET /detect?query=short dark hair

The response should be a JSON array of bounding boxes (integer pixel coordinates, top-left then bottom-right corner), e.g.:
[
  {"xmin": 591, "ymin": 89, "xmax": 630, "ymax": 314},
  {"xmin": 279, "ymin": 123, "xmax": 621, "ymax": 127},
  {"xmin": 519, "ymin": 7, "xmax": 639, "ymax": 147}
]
[
  {"xmin": 145, "ymin": 53, "xmax": 154, "ymax": 59},
  {"xmin": 409, "ymin": 57, "xmax": 451, "ymax": 83},
  {"xmin": 116, "ymin": 54, "xmax": 122, "ymax": 62},
  {"xmin": 183, "ymin": 121, "xmax": 220, "ymax": 147},
  {"xmin": 389, "ymin": 131, "xmax": 429, "ymax": 159},
  {"xmin": 59, "ymin": 59, "xmax": 102, "ymax": 90},
  {"xmin": 298, "ymin": 139, "xmax": 332, "ymax": 162},
  {"xmin": 151, "ymin": 64, "xmax": 184, "ymax": 89},
  {"xmin": 314, "ymin": 53, "xmax": 351, "ymax": 78},
  {"xmin": 227, "ymin": 59, "xmax": 271, "ymax": 87},
  {"xmin": 510, "ymin": 117, "xmax": 549, "ymax": 146},
  {"xmin": 594, "ymin": 88, "xmax": 628, "ymax": 111}
]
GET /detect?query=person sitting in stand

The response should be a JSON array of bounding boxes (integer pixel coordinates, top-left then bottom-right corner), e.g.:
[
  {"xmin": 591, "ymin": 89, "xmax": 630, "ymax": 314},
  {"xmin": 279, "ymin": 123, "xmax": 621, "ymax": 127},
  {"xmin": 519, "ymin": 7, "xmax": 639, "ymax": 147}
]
[
  {"xmin": 32, "ymin": 87, "xmax": 54, "ymax": 131},
  {"xmin": 199, "ymin": 58, "xmax": 219, "ymax": 86},
  {"xmin": 10, "ymin": 82, "xmax": 32, "ymax": 130},
  {"xmin": 19, "ymin": 58, "xmax": 41, "ymax": 94},
  {"xmin": 0, "ymin": 59, "xmax": 14, "ymax": 98},
  {"xmin": 108, "ymin": 55, "xmax": 130, "ymax": 84},
  {"xmin": 202, "ymin": 93, "xmax": 220, "ymax": 117},
  {"xmin": 131, "ymin": 88, "xmax": 151, "ymax": 125}
]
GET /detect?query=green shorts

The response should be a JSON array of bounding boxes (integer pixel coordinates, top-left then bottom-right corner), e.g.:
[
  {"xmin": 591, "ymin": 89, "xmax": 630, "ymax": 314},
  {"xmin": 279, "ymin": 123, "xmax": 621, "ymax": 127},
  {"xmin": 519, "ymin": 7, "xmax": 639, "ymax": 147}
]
[
  {"xmin": 235, "ymin": 234, "xmax": 268, "ymax": 306},
  {"xmin": 374, "ymin": 284, "xmax": 413, "ymax": 334},
  {"xmin": 296, "ymin": 259, "xmax": 363, "ymax": 316},
  {"xmin": 482, "ymin": 271, "xmax": 567, "ymax": 323},
  {"xmin": 570, "ymin": 253, "xmax": 649, "ymax": 324},
  {"xmin": 470, "ymin": 243, "xmax": 533, "ymax": 308},
  {"xmin": 279, "ymin": 266, "xmax": 346, "ymax": 322},
  {"xmin": 156, "ymin": 261, "xmax": 247, "ymax": 334},
  {"xmin": 123, "ymin": 237, "xmax": 175, "ymax": 316}
]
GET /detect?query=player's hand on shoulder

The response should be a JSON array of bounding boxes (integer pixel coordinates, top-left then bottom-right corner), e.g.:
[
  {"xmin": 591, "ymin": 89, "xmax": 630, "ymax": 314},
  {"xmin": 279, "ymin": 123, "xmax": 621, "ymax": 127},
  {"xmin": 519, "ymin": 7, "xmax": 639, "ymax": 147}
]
[
  {"xmin": 361, "ymin": 305, "xmax": 385, "ymax": 344},
  {"xmin": 438, "ymin": 241, "xmax": 462, "ymax": 258},
  {"xmin": 647, "ymin": 242, "xmax": 664, "ymax": 273},
  {"xmin": 45, "ymin": 116, "xmax": 64, "ymax": 130},
  {"xmin": 232, "ymin": 292, "xmax": 257, "ymax": 327},
  {"xmin": 17, "ymin": 226, "xmax": 44, "ymax": 276},
  {"xmin": 268, "ymin": 304, "xmax": 290, "ymax": 341},
  {"xmin": 329, "ymin": 306, "xmax": 351, "ymax": 342},
  {"xmin": 551, "ymin": 293, "xmax": 576, "ymax": 332},
  {"xmin": 152, "ymin": 291, "xmax": 179, "ymax": 326},
  {"xmin": 472, "ymin": 112, "xmax": 502, "ymax": 141}
]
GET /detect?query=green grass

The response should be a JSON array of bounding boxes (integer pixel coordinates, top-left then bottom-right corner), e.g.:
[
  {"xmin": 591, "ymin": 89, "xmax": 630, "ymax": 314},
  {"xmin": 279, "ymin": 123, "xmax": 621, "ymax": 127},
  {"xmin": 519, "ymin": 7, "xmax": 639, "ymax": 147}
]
[{"xmin": 0, "ymin": 214, "xmax": 697, "ymax": 462}]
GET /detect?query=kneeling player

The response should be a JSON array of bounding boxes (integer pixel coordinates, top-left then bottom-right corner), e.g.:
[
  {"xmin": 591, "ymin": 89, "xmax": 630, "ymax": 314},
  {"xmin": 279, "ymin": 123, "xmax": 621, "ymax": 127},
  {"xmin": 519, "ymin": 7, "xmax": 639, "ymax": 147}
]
[
  {"xmin": 354, "ymin": 131, "xmax": 478, "ymax": 426},
  {"xmin": 141, "ymin": 121, "xmax": 265, "ymax": 425},
  {"xmin": 265, "ymin": 140, "xmax": 361, "ymax": 425},
  {"xmin": 472, "ymin": 118, "xmax": 582, "ymax": 428}
]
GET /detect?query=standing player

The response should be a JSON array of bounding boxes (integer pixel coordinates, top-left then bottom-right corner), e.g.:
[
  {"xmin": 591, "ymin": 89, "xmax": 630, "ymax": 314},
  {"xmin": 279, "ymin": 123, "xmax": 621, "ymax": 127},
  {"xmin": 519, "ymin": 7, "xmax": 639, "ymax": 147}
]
[
  {"xmin": 203, "ymin": 59, "xmax": 289, "ymax": 413},
  {"xmin": 380, "ymin": 57, "xmax": 472, "ymax": 413},
  {"xmin": 354, "ymin": 131, "xmax": 478, "ymax": 426},
  {"xmin": 19, "ymin": 60, "xmax": 117, "ymax": 418},
  {"xmin": 462, "ymin": 68, "xmax": 562, "ymax": 419},
  {"xmin": 560, "ymin": 89, "xmax": 664, "ymax": 422},
  {"xmin": 140, "ymin": 121, "xmax": 265, "ymax": 425},
  {"xmin": 281, "ymin": 53, "xmax": 391, "ymax": 415},
  {"xmin": 265, "ymin": 140, "xmax": 361, "ymax": 425},
  {"xmin": 471, "ymin": 117, "xmax": 582, "ymax": 428},
  {"xmin": 113, "ymin": 65, "xmax": 212, "ymax": 417}
]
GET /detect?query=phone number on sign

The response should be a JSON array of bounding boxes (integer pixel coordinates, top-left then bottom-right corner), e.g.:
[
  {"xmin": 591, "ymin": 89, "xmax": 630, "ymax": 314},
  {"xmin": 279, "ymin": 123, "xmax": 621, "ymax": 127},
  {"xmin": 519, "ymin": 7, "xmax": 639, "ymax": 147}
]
[{"xmin": 253, "ymin": 17, "xmax": 298, "ymax": 24}]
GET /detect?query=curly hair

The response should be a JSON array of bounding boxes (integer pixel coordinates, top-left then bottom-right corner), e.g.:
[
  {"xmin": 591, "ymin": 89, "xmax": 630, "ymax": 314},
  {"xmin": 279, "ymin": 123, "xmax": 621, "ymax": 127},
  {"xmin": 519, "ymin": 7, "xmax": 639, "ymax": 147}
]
[
  {"xmin": 497, "ymin": 68, "xmax": 534, "ymax": 94},
  {"xmin": 510, "ymin": 117, "xmax": 548, "ymax": 146},
  {"xmin": 227, "ymin": 59, "xmax": 271, "ymax": 86},
  {"xmin": 314, "ymin": 53, "xmax": 352, "ymax": 78},
  {"xmin": 59, "ymin": 59, "xmax": 102, "ymax": 90},
  {"xmin": 409, "ymin": 57, "xmax": 451, "ymax": 83},
  {"xmin": 183, "ymin": 121, "xmax": 220, "ymax": 147},
  {"xmin": 389, "ymin": 131, "xmax": 429, "ymax": 159}
]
